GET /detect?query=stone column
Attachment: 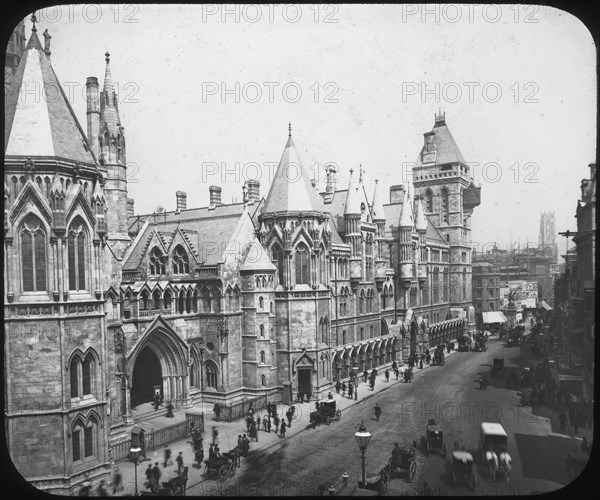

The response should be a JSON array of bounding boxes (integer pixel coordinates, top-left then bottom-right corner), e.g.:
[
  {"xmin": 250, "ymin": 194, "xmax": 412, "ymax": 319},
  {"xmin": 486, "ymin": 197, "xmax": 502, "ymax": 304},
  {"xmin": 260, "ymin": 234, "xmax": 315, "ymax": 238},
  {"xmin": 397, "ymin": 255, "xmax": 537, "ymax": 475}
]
[
  {"xmin": 162, "ymin": 376, "xmax": 170, "ymax": 401},
  {"xmin": 123, "ymin": 378, "xmax": 134, "ymax": 425},
  {"xmin": 182, "ymin": 374, "xmax": 192, "ymax": 408},
  {"xmin": 176, "ymin": 376, "xmax": 182, "ymax": 407}
]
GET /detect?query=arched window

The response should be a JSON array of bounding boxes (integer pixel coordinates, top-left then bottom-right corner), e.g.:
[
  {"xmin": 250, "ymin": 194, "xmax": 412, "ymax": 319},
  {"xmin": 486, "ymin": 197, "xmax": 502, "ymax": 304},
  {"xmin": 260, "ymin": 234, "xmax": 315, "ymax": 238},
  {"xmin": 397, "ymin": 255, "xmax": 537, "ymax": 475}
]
[
  {"xmin": 234, "ymin": 288, "xmax": 240, "ymax": 310},
  {"xmin": 72, "ymin": 415, "xmax": 98, "ymax": 462},
  {"xmin": 68, "ymin": 221, "xmax": 87, "ymax": 291},
  {"xmin": 178, "ymin": 290, "xmax": 185, "ymax": 314},
  {"xmin": 212, "ymin": 289, "xmax": 221, "ymax": 313},
  {"xmin": 172, "ymin": 245, "xmax": 189, "ymax": 274},
  {"xmin": 186, "ymin": 289, "xmax": 192, "ymax": 313},
  {"xmin": 261, "ymin": 374, "xmax": 266, "ymax": 387},
  {"xmin": 70, "ymin": 357, "xmax": 80, "ymax": 399},
  {"xmin": 259, "ymin": 324, "xmax": 265, "ymax": 338},
  {"xmin": 382, "ymin": 285, "xmax": 388, "ymax": 309},
  {"xmin": 193, "ymin": 289, "xmax": 199, "ymax": 313},
  {"xmin": 70, "ymin": 352, "xmax": 96, "ymax": 399},
  {"xmin": 270, "ymin": 301, "xmax": 274, "ymax": 314},
  {"xmin": 123, "ymin": 294, "xmax": 132, "ymax": 319},
  {"xmin": 424, "ymin": 189, "xmax": 433, "ymax": 213},
  {"xmin": 260, "ymin": 351, "xmax": 265, "ymax": 364},
  {"xmin": 205, "ymin": 362, "xmax": 218, "ymax": 389},
  {"xmin": 441, "ymin": 187, "xmax": 449, "ymax": 224},
  {"xmin": 259, "ymin": 296, "xmax": 264, "ymax": 310},
  {"xmin": 202, "ymin": 289, "xmax": 211, "ymax": 313},
  {"xmin": 295, "ymin": 243, "xmax": 310, "ymax": 285},
  {"xmin": 359, "ymin": 290, "xmax": 365, "ymax": 314},
  {"xmin": 319, "ymin": 247, "xmax": 327, "ymax": 284},
  {"xmin": 20, "ymin": 215, "xmax": 47, "ymax": 292},
  {"xmin": 149, "ymin": 247, "xmax": 165, "ymax": 276},
  {"xmin": 164, "ymin": 289, "xmax": 172, "ymax": 311},
  {"xmin": 153, "ymin": 289, "xmax": 161, "ymax": 310},
  {"xmin": 140, "ymin": 290, "xmax": 149, "ymax": 311},
  {"xmin": 271, "ymin": 244, "xmax": 285, "ymax": 286}
]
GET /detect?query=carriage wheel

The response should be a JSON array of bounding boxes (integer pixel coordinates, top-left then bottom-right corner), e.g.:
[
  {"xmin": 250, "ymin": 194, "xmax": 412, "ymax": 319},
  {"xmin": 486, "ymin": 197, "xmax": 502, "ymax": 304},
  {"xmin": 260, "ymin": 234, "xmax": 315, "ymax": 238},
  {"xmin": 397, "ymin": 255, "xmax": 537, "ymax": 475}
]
[
  {"xmin": 327, "ymin": 416, "xmax": 332, "ymax": 425},
  {"xmin": 336, "ymin": 410, "xmax": 342, "ymax": 420},
  {"xmin": 218, "ymin": 465, "xmax": 228, "ymax": 483},
  {"xmin": 229, "ymin": 462, "xmax": 237, "ymax": 477},
  {"xmin": 409, "ymin": 461, "xmax": 417, "ymax": 482}
]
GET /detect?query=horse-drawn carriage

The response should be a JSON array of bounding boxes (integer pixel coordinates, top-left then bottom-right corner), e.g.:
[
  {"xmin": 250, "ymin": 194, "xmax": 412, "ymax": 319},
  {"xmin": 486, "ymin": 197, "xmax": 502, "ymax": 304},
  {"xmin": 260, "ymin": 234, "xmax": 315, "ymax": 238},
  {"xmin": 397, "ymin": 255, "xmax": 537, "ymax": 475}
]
[
  {"xmin": 388, "ymin": 441, "xmax": 418, "ymax": 482},
  {"xmin": 202, "ymin": 450, "xmax": 238, "ymax": 482},
  {"xmin": 474, "ymin": 332, "xmax": 488, "ymax": 351},
  {"xmin": 457, "ymin": 334, "xmax": 471, "ymax": 352},
  {"xmin": 431, "ymin": 345, "xmax": 445, "ymax": 366},
  {"xmin": 451, "ymin": 451, "xmax": 476, "ymax": 490},
  {"xmin": 479, "ymin": 422, "xmax": 511, "ymax": 481},
  {"xmin": 142, "ymin": 468, "xmax": 188, "ymax": 496},
  {"xmin": 425, "ymin": 420, "xmax": 447, "ymax": 456},
  {"xmin": 309, "ymin": 400, "xmax": 342, "ymax": 427}
]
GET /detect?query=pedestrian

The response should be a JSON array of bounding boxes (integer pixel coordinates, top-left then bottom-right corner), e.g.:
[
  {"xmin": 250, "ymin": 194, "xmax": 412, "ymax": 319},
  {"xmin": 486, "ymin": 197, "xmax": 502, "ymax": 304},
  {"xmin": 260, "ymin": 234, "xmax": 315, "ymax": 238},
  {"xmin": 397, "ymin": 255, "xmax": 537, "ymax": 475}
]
[
  {"xmin": 251, "ymin": 421, "xmax": 258, "ymax": 442},
  {"xmin": 96, "ymin": 479, "xmax": 109, "ymax": 497},
  {"xmin": 341, "ymin": 382, "xmax": 346, "ymax": 396},
  {"xmin": 348, "ymin": 382, "xmax": 353, "ymax": 399},
  {"xmin": 306, "ymin": 391, "xmax": 311, "ymax": 403},
  {"xmin": 152, "ymin": 462, "xmax": 161, "ymax": 483},
  {"xmin": 426, "ymin": 352, "xmax": 431, "ymax": 365},
  {"xmin": 145, "ymin": 464, "xmax": 153, "ymax": 483},
  {"xmin": 267, "ymin": 415, "xmax": 271, "ymax": 433},
  {"xmin": 176, "ymin": 451, "xmax": 184, "ymax": 474},
  {"xmin": 273, "ymin": 414, "xmax": 280, "ymax": 434},
  {"xmin": 392, "ymin": 361, "xmax": 397, "ymax": 371},
  {"xmin": 208, "ymin": 443, "xmax": 215, "ymax": 459},
  {"xmin": 280, "ymin": 419, "xmax": 287, "ymax": 438},
  {"xmin": 154, "ymin": 392, "xmax": 161, "ymax": 411},
  {"xmin": 298, "ymin": 390, "xmax": 304, "ymax": 404},
  {"xmin": 263, "ymin": 415, "xmax": 268, "ymax": 432},
  {"xmin": 370, "ymin": 378, "xmax": 375, "ymax": 390},
  {"xmin": 335, "ymin": 380, "xmax": 341, "ymax": 394},
  {"xmin": 246, "ymin": 415, "xmax": 252, "ymax": 433},
  {"xmin": 395, "ymin": 368, "xmax": 399, "ymax": 381},
  {"xmin": 374, "ymin": 403, "xmax": 382, "ymax": 421},
  {"xmin": 238, "ymin": 435, "xmax": 243, "ymax": 448},
  {"xmin": 363, "ymin": 370, "xmax": 368, "ymax": 383},
  {"xmin": 163, "ymin": 446, "xmax": 172, "ymax": 467},
  {"xmin": 113, "ymin": 466, "xmax": 123, "ymax": 494},
  {"xmin": 385, "ymin": 369, "xmax": 390, "ymax": 382},
  {"xmin": 286, "ymin": 408, "xmax": 293, "ymax": 428},
  {"xmin": 213, "ymin": 403, "xmax": 221, "ymax": 422},
  {"xmin": 241, "ymin": 435, "xmax": 250, "ymax": 456},
  {"xmin": 212, "ymin": 426, "xmax": 219, "ymax": 445},
  {"xmin": 328, "ymin": 391, "xmax": 334, "ymax": 400},
  {"xmin": 419, "ymin": 356, "xmax": 424, "ymax": 369}
]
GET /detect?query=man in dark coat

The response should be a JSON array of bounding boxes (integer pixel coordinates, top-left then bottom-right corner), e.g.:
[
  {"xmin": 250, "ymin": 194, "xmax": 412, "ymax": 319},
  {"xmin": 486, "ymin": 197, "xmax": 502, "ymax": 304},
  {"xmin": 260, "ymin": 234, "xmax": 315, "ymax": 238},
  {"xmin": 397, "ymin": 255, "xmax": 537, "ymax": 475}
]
[
  {"xmin": 286, "ymin": 408, "xmax": 293, "ymax": 428},
  {"xmin": 336, "ymin": 380, "xmax": 341, "ymax": 393},
  {"xmin": 152, "ymin": 462, "xmax": 161, "ymax": 482},
  {"xmin": 176, "ymin": 452, "xmax": 184, "ymax": 474},
  {"xmin": 273, "ymin": 414, "xmax": 280, "ymax": 434},
  {"xmin": 348, "ymin": 382, "xmax": 353, "ymax": 399},
  {"xmin": 363, "ymin": 370, "xmax": 368, "ymax": 383},
  {"xmin": 374, "ymin": 403, "xmax": 382, "ymax": 421},
  {"xmin": 385, "ymin": 369, "xmax": 390, "ymax": 382},
  {"xmin": 280, "ymin": 419, "xmax": 287, "ymax": 438}
]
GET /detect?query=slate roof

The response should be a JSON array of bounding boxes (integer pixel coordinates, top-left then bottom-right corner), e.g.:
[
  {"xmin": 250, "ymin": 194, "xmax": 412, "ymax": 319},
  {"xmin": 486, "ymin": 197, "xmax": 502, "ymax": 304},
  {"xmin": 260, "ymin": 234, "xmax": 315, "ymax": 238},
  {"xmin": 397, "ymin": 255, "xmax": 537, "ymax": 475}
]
[
  {"xmin": 383, "ymin": 201, "xmax": 447, "ymax": 246},
  {"xmin": 262, "ymin": 135, "xmax": 324, "ymax": 214},
  {"xmin": 122, "ymin": 202, "xmax": 262, "ymax": 271},
  {"xmin": 417, "ymin": 116, "xmax": 466, "ymax": 167},
  {"xmin": 5, "ymin": 30, "xmax": 97, "ymax": 165}
]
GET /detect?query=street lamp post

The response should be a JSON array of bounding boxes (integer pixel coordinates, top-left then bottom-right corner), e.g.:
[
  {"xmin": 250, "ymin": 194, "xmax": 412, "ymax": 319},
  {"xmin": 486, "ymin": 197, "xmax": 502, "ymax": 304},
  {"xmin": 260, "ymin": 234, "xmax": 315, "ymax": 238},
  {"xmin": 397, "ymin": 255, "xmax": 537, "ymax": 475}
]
[
  {"xmin": 354, "ymin": 421, "xmax": 371, "ymax": 488},
  {"xmin": 129, "ymin": 446, "xmax": 142, "ymax": 496}
]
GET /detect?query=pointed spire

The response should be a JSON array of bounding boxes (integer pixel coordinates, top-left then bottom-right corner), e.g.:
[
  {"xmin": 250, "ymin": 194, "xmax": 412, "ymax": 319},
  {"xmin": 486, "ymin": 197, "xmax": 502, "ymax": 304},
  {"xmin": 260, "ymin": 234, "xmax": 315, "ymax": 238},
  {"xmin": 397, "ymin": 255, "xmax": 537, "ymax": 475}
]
[
  {"xmin": 358, "ymin": 164, "xmax": 364, "ymax": 184},
  {"xmin": 415, "ymin": 196, "xmax": 427, "ymax": 232},
  {"xmin": 371, "ymin": 179, "xmax": 385, "ymax": 221},
  {"xmin": 103, "ymin": 51, "xmax": 115, "ymax": 94},
  {"xmin": 50, "ymin": 174, "xmax": 65, "ymax": 198},
  {"xmin": 344, "ymin": 168, "xmax": 361, "ymax": 215},
  {"xmin": 288, "ymin": 122, "xmax": 292, "ymax": 138},
  {"xmin": 399, "ymin": 186, "xmax": 413, "ymax": 228},
  {"xmin": 92, "ymin": 178, "xmax": 105, "ymax": 203}
]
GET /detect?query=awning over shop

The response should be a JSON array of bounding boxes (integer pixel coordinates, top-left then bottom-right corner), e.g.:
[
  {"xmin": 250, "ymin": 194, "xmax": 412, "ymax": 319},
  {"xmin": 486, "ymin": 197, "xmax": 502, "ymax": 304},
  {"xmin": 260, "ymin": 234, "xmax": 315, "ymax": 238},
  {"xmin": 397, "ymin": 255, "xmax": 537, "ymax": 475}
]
[
  {"xmin": 482, "ymin": 311, "xmax": 508, "ymax": 324},
  {"xmin": 540, "ymin": 300, "xmax": 553, "ymax": 311}
]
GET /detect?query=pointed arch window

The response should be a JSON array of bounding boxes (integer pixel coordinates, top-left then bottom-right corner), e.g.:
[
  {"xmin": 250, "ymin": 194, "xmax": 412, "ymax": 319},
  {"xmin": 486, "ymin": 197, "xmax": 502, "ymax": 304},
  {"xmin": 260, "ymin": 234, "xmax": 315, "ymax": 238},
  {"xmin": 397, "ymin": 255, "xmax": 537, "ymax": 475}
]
[
  {"xmin": 149, "ymin": 247, "xmax": 166, "ymax": 276},
  {"xmin": 359, "ymin": 290, "xmax": 365, "ymax": 314},
  {"xmin": 271, "ymin": 244, "xmax": 285, "ymax": 286},
  {"xmin": 178, "ymin": 290, "xmax": 185, "ymax": 314},
  {"xmin": 153, "ymin": 289, "xmax": 161, "ymax": 310},
  {"xmin": 163, "ymin": 290, "xmax": 172, "ymax": 311},
  {"xmin": 260, "ymin": 351, "xmax": 266, "ymax": 364},
  {"xmin": 68, "ymin": 221, "xmax": 87, "ymax": 291},
  {"xmin": 424, "ymin": 189, "xmax": 433, "ymax": 213},
  {"xmin": 259, "ymin": 296, "xmax": 264, "ymax": 310},
  {"xmin": 20, "ymin": 215, "xmax": 47, "ymax": 292},
  {"xmin": 441, "ymin": 187, "xmax": 449, "ymax": 224},
  {"xmin": 72, "ymin": 415, "xmax": 98, "ymax": 463},
  {"xmin": 382, "ymin": 285, "xmax": 388, "ymax": 309},
  {"xmin": 70, "ymin": 352, "xmax": 96, "ymax": 399},
  {"xmin": 261, "ymin": 374, "xmax": 266, "ymax": 387},
  {"xmin": 172, "ymin": 245, "xmax": 190, "ymax": 274},
  {"xmin": 205, "ymin": 362, "xmax": 218, "ymax": 389},
  {"xmin": 319, "ymin": 246, "xmax": 327, "ymax": 284},
  {"xmin": 295, "ymin": 243, "xmax": 310, "ymax": 285},
  {"xmin": 140, "ymin": 290, "xmax": 149, "ymax": 311}
]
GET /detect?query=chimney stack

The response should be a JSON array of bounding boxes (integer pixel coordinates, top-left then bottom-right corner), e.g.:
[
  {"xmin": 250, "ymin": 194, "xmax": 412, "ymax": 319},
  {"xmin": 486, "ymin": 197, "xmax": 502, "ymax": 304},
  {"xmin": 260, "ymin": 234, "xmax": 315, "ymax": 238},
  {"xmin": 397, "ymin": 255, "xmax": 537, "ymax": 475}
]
[
  {"xmin": 325, "ymin": 164, "xmax": 338, "ymax": 194},
  {"xmin": 86, "ymin": 76, "xmax": 100, "ymax": 155},
  {"xmin": 389, "ymin": 184, "xmax": 405, "ymax": 204},
  {"xmin": 127, "ymin": 198, "xmax": 135, "ymax": 217},
  {"xmin": 176, "ymin": 191, "xmax": 187, "ymax": 212},
  {"xmin": 247, "ymin": 179, "xmax": 260, "ymax": 203},
  {"xmin": 209, "ymin": 185, "xmax": 222, "ymax": 206}
]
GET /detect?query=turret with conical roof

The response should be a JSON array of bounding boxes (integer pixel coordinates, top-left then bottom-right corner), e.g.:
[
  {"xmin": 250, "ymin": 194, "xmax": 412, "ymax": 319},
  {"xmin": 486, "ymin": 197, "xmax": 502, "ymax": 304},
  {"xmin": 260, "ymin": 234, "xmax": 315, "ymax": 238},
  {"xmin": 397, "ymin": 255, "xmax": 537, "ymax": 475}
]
[{"xmin": 414, "ymin": 196, "xmax": 428, "ymax": 286}]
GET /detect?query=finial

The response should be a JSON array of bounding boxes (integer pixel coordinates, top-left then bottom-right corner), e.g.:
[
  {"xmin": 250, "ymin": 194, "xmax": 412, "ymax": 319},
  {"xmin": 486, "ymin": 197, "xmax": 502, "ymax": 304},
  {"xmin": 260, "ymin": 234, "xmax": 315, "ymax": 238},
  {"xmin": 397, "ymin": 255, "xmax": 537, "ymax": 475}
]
[
  {"xmin": 359, "ymin": 164, "xmax": 364, "ymax": 183},
  {"xmin": 349, "ymin": 168, "xmax": 353, "ymax": 176},
  {"xmin": 105, "ymin": 51, "xmax": 110, "ymax": 64},
  {"xmin": 288, "ymin": 122, "xmax": 292, "ymax": 138},
  {"xmin": 31, "ymin": 12, "xmax": 37, "ymax": 32}
]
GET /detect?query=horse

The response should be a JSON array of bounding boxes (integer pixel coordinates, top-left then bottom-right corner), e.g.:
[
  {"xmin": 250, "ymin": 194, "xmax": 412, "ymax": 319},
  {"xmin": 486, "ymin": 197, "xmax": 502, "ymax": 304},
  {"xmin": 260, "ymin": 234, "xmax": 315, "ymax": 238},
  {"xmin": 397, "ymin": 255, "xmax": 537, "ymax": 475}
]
[
  {"xmin": 498, "ymin": 452, "xmax": 512, "ymax": 482},
  {"xmin": 485, "ymin": 450, "xmax": 498, "ymax": 479}
]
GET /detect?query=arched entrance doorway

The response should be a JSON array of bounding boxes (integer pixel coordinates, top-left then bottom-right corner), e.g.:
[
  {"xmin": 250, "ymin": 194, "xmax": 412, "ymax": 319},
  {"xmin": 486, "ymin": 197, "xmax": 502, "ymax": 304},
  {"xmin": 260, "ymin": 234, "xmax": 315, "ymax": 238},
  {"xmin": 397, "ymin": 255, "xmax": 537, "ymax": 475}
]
[{"xmin": 132, "ymin": 346, "xmax": 162, "ymax": 406}]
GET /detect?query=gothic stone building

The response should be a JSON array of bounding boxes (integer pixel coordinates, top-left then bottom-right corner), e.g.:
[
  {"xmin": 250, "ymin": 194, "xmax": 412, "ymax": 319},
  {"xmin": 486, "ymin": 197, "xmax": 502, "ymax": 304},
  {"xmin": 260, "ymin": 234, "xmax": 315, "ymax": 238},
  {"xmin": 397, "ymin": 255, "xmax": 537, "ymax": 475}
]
[{"xmin": 4, "ymin": 24, "xmax": 479, "ymax": 494}]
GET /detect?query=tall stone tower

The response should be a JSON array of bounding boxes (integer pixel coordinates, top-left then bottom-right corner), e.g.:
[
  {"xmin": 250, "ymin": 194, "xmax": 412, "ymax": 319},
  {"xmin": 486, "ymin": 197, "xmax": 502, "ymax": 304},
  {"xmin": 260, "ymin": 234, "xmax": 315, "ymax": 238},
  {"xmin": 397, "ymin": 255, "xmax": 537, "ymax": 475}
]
[
  {"xmin": 539, "ymin": 211, "xmax": 558, "ymax": 263},
  {"xmin": 87, "ymin": 52, "xmax": 130, "ymax": 289},
  {"xmin": 4, "ymin": 18, "xmax": 26, "ymax": 93},
  {"xmin": 412, "ymin": 112, "xmax": 481, "ymax": 314}
]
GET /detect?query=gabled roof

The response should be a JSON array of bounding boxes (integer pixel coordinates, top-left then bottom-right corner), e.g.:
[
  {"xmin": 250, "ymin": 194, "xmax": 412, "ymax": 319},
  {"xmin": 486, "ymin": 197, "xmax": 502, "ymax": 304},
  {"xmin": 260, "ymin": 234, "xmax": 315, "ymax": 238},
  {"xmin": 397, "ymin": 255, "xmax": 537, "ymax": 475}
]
[
  {"xmin": 344, "ymin": 169, "xmax": 361, "ymax": 215},
  {"xmin": 417, "ymin": 115, "xmax": 466, "ymax": 167},
  {"xmin": 262, "ymin": 135, "xmax": 323, "ymax": 214},
  {"xmin": 5, "ymin": 29, "xmax": 97, "ymax": 165}
]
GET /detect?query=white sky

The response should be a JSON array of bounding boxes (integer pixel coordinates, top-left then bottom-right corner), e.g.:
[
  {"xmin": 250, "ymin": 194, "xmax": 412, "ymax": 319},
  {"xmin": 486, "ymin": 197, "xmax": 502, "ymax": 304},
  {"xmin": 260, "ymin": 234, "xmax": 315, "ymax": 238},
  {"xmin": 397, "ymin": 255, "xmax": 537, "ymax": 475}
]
[{"xmin": 19, "ymin": 4, "xmax": 596, "ymax": 257}]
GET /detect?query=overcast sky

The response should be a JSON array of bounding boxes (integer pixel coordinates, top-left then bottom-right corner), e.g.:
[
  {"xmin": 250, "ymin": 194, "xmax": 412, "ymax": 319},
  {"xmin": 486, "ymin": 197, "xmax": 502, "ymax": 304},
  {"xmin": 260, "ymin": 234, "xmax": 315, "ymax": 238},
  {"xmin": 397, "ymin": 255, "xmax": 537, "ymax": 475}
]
[{"xmin": 17, "ymin": 4, "xmax": 596, "ymax": 257}]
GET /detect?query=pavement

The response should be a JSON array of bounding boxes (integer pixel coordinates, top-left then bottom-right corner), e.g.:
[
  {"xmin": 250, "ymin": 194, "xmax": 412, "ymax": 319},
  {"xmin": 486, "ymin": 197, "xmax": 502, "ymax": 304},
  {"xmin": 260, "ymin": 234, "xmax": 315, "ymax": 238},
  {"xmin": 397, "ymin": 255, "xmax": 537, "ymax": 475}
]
[{"xmin": 111, "ymin": 345, "xmax": 463, "ymax": 495}]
